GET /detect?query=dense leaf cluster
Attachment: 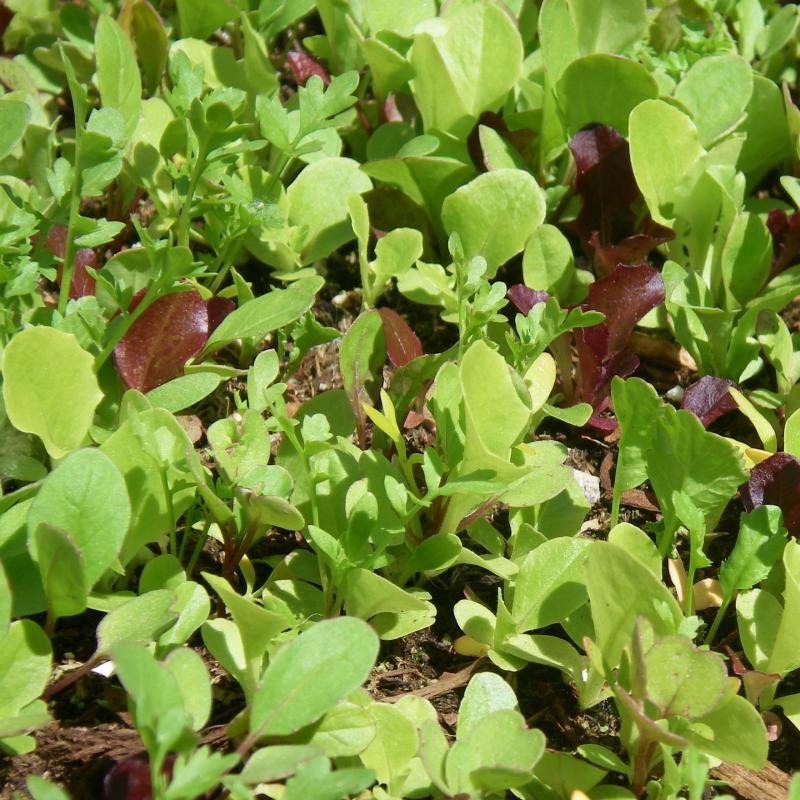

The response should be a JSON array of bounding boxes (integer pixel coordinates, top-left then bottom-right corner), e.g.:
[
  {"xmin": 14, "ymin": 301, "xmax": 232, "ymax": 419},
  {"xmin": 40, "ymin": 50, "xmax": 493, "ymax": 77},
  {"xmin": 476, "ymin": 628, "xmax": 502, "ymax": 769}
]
[{"xmin": 0, "ymin": 1, "xmax": 800, "ymax": 799}]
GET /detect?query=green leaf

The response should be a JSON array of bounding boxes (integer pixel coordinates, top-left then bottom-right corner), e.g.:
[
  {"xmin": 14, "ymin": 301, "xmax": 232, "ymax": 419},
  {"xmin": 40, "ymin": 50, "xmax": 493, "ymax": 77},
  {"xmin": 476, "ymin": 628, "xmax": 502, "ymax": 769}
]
[
  {"xmin": 360, "ymin": 702, "xmax": 419, "ymax": 793},
  {"xmin": 736, "ymin": 588, "xmax": 782, "ymax": 673},
  {"xmin": 25, "ymin": 775, "xmax": 71, "ymax": 800},
  {"xmin": 339, "ymin": 310, "xmax": 386, "ymax": 423},
  {"xmin": 250, "ymin": 617, "xmax": 379, "ymax": 737},
  {"xmin": 447, "ymin": 709, "xmax": 545, "ymax": 794},
  {"xmin": 767, "ymin": 540, "xmax": 800, "ymax": 675},
  {"xmin": 409, "ymin": 1, "xmax": 523, "ymax": 136},
  {"xmin": 343, "ymin": 567, "xmax": 430, "ymax": 620},
  {"xmin": 145, "ymin": 372, "xmax": 223, "ymax": 413},
  {"xmin": 2, "ymin": 327, "xmax": 103, "ymax": 459},
  {"xmin": 609, "ymin": 377, "xmax": 663, "ymax": 518},
  {"xmin": 629, "ymin": 100, "xmax": 704, "ymax": 226},
  {"xmin": 567, "ymin": 0, "xmax": 647, "ymax": 55},
  {"xmin": 646, "ymin": 405, "xmax": 747, "ymax": 537},
  {"xmin": 302, "ymin": 702, "xmax": 377, "ymax": 758},
  {"xmin": 95, "ymin": 14, "xmax": 142, "ymax": 136},
  {"xmin": 685, "ymin": 693, "xmax": 767, "ymax": 771},
  {"xmin": 719, "ymin": 506, "xmax": 787, "ymax": 600},
  {"xmin": 365, "ymin": 0, "xmax": 436, "ymax": 36},
  {"xmin": 96, "ymin": 589, "xmax": 178, "ymax": 655},
  {"xmin": 513, "ymin": 537, "xmax": 590, "ymax": 632},
  {"xmin": 556, "ymin": 54, "xmax": 657, "ymax": 136},
  {"xmin": 786, "ymin": 407, "xmax": 800, "ymax": 458},
  {"xmin": 28, "ymin": 449, "xmax": 130, "ymax": 591},
  {"xmin": 644, "ymin": 636, "xmax": 727, "ymax": 719},
  {"xmin": 674, "ymin": 54, "xmax": 753, "ymax": 146},
  {"xmin": 204, "ymin": 276, "xmax": 324, "ymax": 355},
  {"xmin": 175, "ymin": 0, "xmax": 238, "ymax": 40},
  {"xmin": 0, "ymin": 564, "xmax": 9, "ymax": 638},
  {"xmin": 721, "ymin": 212, "xmax": 772, "ymax": 309},
  {"xmin": 203, "ymin": 573, "xmax": 288, "ymax": 688},
  {"xmin": 163, "ymin": 647, "xmax": 212, "ymax": 731},
  {"xmin": 32, "ymin": 524, "xmax": 87, "ymax": 624},
  {"xmin": 460, "ymin": 340, "xmax": 532, "ymax": 459},
  {"xmin": 586, "ymin": 541, "xmax": 683, "ymax": 668},
  {"xmin": 0, "ymin": 98, "xmax": 30, "ymax": 160},
  {"xmin": 287, "ymin": 158, "xmax": 372, "ymax": 265},
  {"xmin": 0, "ymin": 620, "xmax": 51, "ymax": 720},
  {"xmin": 442, "ymin": 169, "xmax": 546, "ymax": 277},
  {"xmin": 607, "ymin": 523, "xmax": 661, "ymax": 576},
  {"xmin": 457, "ymin": 673, "xmax": 518, "ymax": 739}
]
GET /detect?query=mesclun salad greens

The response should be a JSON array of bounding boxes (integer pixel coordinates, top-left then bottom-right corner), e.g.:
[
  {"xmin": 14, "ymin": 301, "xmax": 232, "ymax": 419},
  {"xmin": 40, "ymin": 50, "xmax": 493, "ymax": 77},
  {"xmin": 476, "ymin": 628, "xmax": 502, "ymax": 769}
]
[{"xmin": 0, "ymin": 1, "xmax": 799, "ymax": 798}]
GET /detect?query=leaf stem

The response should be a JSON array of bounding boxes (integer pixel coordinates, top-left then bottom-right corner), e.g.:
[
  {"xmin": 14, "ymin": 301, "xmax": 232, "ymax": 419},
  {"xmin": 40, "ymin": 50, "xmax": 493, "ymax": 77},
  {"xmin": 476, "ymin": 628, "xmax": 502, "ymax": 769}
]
[
  {"xmin": 176, "ymin": 139, "xmax": 208, "ymax": 250},
  {"xmin": 704, "ymin": 595, "xmax": 731, "ymax": 646},
  {"xmin": 57, "ymin": 133, "xmax": 84, "ymax": 316}
]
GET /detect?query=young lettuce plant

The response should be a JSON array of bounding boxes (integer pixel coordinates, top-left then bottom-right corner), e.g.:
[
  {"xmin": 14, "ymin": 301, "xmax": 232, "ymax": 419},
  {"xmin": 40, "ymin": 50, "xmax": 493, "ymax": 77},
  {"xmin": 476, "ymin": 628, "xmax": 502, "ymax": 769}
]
[{"xmin": 583, "ymin": 541, "xmax": 768, "ymax": 797}]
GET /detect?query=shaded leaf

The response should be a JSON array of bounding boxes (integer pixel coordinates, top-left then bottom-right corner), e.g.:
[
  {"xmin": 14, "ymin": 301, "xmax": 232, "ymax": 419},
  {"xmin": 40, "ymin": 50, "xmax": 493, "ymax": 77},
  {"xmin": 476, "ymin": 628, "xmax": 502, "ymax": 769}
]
[
  {"xmin": 681, "ymin": 376, "xmax": 738, "ymax": 428},
  {"xmin": 377, "ymin": 307, "xmax": 423, "ymax": 367},
  {"xmin": 114, "ymin": 290, "xmax": 209, "ymax": 393},
  {"xmin": 285, "ymin": 50, "xmax": 330, "ymax": 87},
  {"xmin": 570, "ymin": 124, "xmax": 638, "ymax": 251},
  {"xmin": 741, "ymin": 453, "xmax": 800, "ymax": 538},
  {"xmin": 206, "ymin": 297, "xmax": 235, "ymax": 334},
  {"xmin": 506, "ymin": 285, "xmax": 549, "ymax": 315}
]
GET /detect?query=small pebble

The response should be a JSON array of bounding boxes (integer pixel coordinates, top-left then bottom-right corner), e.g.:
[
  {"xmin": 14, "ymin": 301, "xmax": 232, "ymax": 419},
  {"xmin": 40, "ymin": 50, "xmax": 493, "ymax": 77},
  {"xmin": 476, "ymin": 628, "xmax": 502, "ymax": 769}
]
[{"xmin": 665, "ymin": 385, "xmax": 685, "ymax": 403}]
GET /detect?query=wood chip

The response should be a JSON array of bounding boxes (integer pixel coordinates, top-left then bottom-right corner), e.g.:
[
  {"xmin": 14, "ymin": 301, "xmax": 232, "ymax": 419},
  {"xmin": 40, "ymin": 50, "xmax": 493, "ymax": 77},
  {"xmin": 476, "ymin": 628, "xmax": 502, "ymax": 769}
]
[
  {"xmin": 710, "ymin": 760, "xmax": 791, "ymax": 800},
  {"xmin": 384, "ymin": 660, "xmax": 483, "ymax": 703},
  {"xmin": 620, "ymin": 489, "xmax": 660, "ymax": 512},
  {"xmin": 629, "ymin": 331, "xmax": 697, "ymax": 371}
]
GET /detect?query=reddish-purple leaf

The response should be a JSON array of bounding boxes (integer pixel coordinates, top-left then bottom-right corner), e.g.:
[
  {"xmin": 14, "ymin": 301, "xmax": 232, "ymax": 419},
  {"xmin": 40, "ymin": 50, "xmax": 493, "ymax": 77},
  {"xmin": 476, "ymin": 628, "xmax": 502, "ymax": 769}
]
[
  {"xmin": 377, "ymin": 307, "xmax": 423, "ymax": 367},
  {"xmin": 206, "ymin": 296, "xmax": 235, "ymax": 334},
  {"xmin": 741, "ymin": 452, "xmax": 800, "ymax": 538},
  {"xmin": 114, "ymin": 290, "xmax": 209, "ymax": 393},
  {"xmin": 590, "ymin": 220, "xmax": 674, "ymax": 276},
  {"xmin": 570, "ymin": 125, "xmax": 639, "ymax": 250},
  {"xmin": 767, "ymin": 208, "xmax": 800, "ymax": 276},
  {"xmin": 285, "ymin": 50, "xmax": 330, "ymax": 86},
  {"xmin": 45, "ymin": 224, "xmax": 97, "ymax": 299},
  {"xmin": 506, "ymin": 285, "xmax": 549, "ymax": 315},
  {"xmin": 574, "ymin": 264, "xmax": 662, "ymax": 410},
  {"xmin": 585, "ymin": 263, "xmax": 664, "ymax": 353},
  {"xmin": 575, "ymin": 321, "xmax": 639, "ymax": 408},
  {"xmin": 105, "ymin": 753, "xmax": 177, "ymax": 800},
  {"xmin": 681, "ymin": 376, "xmax": 738, "ymax": 427}
]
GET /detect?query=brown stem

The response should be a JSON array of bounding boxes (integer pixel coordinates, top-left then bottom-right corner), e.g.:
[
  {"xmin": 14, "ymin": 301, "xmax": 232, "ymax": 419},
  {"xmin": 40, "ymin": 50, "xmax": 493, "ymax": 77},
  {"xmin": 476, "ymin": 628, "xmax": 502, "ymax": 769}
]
[
  {"xmin": 631, "ymin": 738, "xmax": 657, "ymax": 797},
  {"xmin": 42, "ymin": 656, "xmax": 101, "ymax": 700}
]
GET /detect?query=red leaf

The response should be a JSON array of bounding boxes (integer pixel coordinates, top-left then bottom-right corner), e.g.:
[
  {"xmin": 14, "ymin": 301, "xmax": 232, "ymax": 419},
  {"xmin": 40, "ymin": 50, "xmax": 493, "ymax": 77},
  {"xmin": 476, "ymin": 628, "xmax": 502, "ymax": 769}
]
[
  {"xmin": 575, "ymin": 264, "xmax": 663, "ymax": 409},
  {"xmin": 569, "ymin": 125, "xmax": 674, "ymax": 273},
  {"xmin": 377, "ymin": 307, "xmax": 423, "ymax": 367},
  {"xmin": 45, "ymin": 224, "xmax": 97, "ymax": 299},
  {"xmin": 741, "ymin": 452, "xmax": 800, "ymax": 538},
  {"xmin": 590, "ymin": 220, "xmax": 674, "ymax": 277},
  {"xmin": 114, "ymin": 290, "xmax": 209, "ymax": 393},
  {"xmin": 585, "ymin": 263, "xmax": 664, "ymax": 354},
  {"xmin": 506, "ymin": 285, "xmax": 549, "ymax": 315},
  {"xmin": 576, "ymin": 323, "xmax": 640, "ymax": 408},
  {"xmin": 206, "ymin": 296, "xmax": 235, "ymax": 334},
  {"xmin": 767, "ymin": 208, "xmax": 800, "ymax": 276},
  {"xmin": 285, "ymin": 50, "xmax": 330, "ymax": 87},
  {"xmin": 681, "ymin": 376, "xmax": 738, "ymax": 427},
  {"xmin": 570, "ymin": 125, "xmax": 639, "ymax": 250}
]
